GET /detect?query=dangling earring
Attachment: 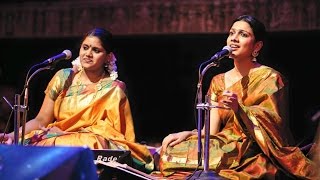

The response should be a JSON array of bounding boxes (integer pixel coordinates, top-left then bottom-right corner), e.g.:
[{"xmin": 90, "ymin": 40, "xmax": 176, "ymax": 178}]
[
  {"xmin": 252, "ymin": 57, "xmax": 257, "ymax": 62},
  {"xmin": 252, "ymin": 51, "xmax": 259, "ymax": 62},
  {"xmin": 252, "ymin": 51, "xmax": 259, "ymax": 58}
]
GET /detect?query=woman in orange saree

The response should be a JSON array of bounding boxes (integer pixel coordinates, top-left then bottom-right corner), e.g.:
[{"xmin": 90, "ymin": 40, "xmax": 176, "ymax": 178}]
[
  {"xmin": 159, "ymin": 15, "xmax": 317, "ymax": 180},
  {"xmin": 1, "ymin": 28, "xmax": 154, "ymax": 172}
]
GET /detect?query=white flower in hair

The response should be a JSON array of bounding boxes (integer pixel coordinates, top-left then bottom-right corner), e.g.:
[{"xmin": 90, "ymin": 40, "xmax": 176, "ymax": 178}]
[
  {"xmin": 108, "ymin": 53, "xmax": 118, "ymax": 80},
  {"xmin": 71, "ymin": 56, "xmax": 82, "ymax": 72}
]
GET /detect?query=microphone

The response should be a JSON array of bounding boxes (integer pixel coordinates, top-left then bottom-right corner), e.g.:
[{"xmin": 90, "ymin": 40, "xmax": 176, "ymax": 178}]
[
  {"xmin": 39, "ymin": 49, "xmax": 72, "ymax": 66},
  {"xmin": 209, "ymin": 46, "xmax": 232, "ymax": 62},
  {"xmin": 199, "ymin": 46, "xmax": 232, "ymax": 76}
]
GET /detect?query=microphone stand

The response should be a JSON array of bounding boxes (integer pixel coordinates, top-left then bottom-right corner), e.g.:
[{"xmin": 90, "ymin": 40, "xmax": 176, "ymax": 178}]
[
  {"xmin": 188, "ymin": 61, "xmax": 224, "ymax": 180},
  {"xmin": 13, "ymin": 94, "xmax": 22, "ymax": 145},
  {"xmin": 13, "ymin": 66, "xmax": 51, "ymax": 145}
]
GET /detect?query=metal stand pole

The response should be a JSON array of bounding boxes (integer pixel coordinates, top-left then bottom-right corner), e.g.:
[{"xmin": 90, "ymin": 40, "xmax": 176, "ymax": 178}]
[
  {"xmin": 13, "ymin": 66, "xmax": 51, "ymax": 145},
  {"xmin": 13, "ymin": 94, "xmax": 21, "ymax": 145},
  {"xmin": 203, "ymin": 95, "xmax": 211, "ymax": 172},
  {"xmin": 191, "ymin": 97, "xmax": 223, "ymax": 180},
  {"xmin": 196, "ymin": 83, "xmax": 203, "ymax": 166},
  {"xmin": 188, "ymin": 61, "xmax": 224, "ymax": 180}
]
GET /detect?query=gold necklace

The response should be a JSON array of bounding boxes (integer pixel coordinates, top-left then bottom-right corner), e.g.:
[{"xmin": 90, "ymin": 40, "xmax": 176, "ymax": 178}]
[{"xmin": 75, "ymin": 70, "xmax": 106, "ymax": 103}]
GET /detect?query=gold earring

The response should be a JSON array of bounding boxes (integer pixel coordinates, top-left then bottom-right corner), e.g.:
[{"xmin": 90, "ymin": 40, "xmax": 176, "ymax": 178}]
[{"xmin": 252, "ymin": 51, "xmax": 259, "ymax": 57}]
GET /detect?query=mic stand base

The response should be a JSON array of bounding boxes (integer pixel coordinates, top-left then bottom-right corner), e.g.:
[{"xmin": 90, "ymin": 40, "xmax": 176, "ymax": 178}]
[{"xmin": 187, "ymin": 170, "xmax": 225, "ymax": 180}]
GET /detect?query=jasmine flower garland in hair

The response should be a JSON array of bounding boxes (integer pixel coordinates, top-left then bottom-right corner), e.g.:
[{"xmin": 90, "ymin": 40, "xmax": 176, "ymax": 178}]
[
  {"xmin": 71, "ymin": 53, "xmax": 118, "ymax": 80},
  {"xmin": 108, "ymin": 53, "xmax": 118, "ymax": 80},
  {"xmin": 71, "ymin": 57, "xmax": 82, "ymax": 72}
]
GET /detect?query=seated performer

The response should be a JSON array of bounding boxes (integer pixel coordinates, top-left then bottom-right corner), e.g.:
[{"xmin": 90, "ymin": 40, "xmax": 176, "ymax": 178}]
[
  {"xmin": 159, "ymin": 15, "xmax": 318, "ymax": 179},
  {"xmin": 0, "ymin": 27, "xmax": 154, "ymax": 173}
]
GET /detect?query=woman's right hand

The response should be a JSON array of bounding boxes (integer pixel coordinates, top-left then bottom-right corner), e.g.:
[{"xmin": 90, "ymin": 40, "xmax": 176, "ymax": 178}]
[
  {"xmin": 161, "ymin": 131, "xmax": 194, "ymax": 152},
  {"xmin": 0, "ymin": 133, "xmax": 13, "ymax": 145}
]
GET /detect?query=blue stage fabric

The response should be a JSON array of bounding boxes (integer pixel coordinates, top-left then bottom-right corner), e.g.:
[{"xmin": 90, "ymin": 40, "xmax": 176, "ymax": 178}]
[{"xmin": 0, "ymin": 145, "xmax": 98, "ymax": 180}]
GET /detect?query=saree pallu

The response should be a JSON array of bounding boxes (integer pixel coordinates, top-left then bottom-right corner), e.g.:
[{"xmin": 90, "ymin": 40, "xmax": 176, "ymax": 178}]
[
  {"xmin": 160, "ymin": 136, "xmax": 279, "ymax": 180},
  {"xmin": 160, "ymin": 66, "xmax": 317, "ymax": 179},
  {"xmin": 22, "ymin": 68, "xmax": 154, "ymax": 172}
]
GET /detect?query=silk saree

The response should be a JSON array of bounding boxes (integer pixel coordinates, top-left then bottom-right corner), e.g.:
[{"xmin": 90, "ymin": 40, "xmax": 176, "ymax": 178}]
[
  {"xmin": 159, "ymin": 66, "xmax": 317, "ymax": 179},
  {"xmin": 23, "ymin": 68, "xmax": 154, "ymax": 172}
]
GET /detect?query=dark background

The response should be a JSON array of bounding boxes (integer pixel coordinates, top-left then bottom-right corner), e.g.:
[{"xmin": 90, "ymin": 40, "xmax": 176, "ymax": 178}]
[{"xmin": 1, "ymin": 30, "xmax": 319, "ymax": 145}]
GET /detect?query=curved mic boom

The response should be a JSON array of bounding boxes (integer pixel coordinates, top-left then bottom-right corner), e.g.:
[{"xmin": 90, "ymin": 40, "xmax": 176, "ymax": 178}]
[{"xmin": 40, "ymin": 49, "xmax": 72, "ymax": 66}]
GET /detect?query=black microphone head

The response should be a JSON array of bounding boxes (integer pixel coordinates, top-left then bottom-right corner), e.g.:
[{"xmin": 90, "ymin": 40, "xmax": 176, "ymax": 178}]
[{"xmin": 63, "ymin": 49, "xmax": 72, "ymax": 60}]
